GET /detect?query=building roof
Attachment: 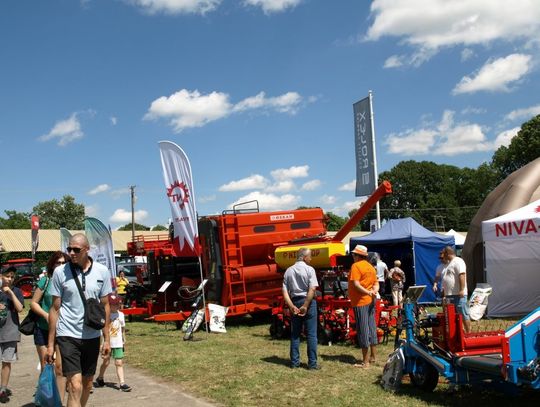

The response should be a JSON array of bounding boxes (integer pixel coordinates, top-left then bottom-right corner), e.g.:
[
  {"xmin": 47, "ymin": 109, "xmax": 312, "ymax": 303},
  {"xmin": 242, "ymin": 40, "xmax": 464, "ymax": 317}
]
[{"xmin": 0, "ymin": 230, "xmax": 169, "ymax": 253}]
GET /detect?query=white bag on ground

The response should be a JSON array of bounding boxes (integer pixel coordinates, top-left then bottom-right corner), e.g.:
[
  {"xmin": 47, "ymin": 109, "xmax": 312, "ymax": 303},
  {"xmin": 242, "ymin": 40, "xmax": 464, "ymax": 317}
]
[
  {"xmin": 209, "ymin": 304, "xmax": 229, "ymax": 333},
  {"xmin": 469, "ymin": 284, "xmax": 492, "ymax": 321}
]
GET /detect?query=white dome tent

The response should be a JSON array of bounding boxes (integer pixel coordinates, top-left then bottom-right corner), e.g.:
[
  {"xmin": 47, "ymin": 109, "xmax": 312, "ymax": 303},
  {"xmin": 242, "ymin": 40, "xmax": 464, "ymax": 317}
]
[
  {"xmin": 445, "ymin": 229, "xmax": 466, "ymax": 246},
  {"xmin": 481, "ymin": 199, "xmax": 540, "ymax": 317}
]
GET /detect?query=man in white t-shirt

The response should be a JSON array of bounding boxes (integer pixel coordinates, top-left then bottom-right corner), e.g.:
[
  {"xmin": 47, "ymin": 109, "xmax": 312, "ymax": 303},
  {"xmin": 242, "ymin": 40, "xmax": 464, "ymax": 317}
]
[
  {"xmin": 440, "ymin": 246, "xmax": 471, "ymax": 333},
  {"xmin": 375, "ymin": 254, "xmax": 389, "ymax": 298}
]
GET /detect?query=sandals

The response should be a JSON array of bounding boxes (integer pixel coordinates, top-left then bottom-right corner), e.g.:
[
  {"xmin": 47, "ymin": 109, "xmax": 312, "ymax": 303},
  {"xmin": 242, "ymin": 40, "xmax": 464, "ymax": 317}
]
[{"xmin": 353, "ymin": 362, "xmax": 370, "ymax": 368}]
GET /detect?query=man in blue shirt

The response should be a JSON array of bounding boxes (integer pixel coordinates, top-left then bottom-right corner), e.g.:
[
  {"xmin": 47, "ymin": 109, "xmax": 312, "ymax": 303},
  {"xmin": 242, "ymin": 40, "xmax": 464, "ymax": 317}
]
[{"xmin": 47, "ymin": 233, "xmax": 112, "ymax": 407}]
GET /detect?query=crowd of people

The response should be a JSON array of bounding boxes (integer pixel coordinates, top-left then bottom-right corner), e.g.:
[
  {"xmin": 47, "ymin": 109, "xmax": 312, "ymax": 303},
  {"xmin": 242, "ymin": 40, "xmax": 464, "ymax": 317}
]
[
  {"xmin": 2, "ymin": 234, "xmax": 469, "ymax": 401},
  {"xmin": 282, "ymin": 243, "xmax": 469, "ymax": 370},
  {"xmin": 0, "ymin": 233, "xmax": 132, "ymax": 406}
]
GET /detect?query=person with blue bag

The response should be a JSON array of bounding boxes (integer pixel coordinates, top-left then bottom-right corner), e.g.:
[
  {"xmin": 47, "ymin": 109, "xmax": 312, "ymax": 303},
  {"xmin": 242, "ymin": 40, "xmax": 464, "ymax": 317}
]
[
  {"xmin": 34, "ymin": 363, "xmax": 62, "ymax": 407},
  {"xmin": 46, "ymin": 233, "xmax": 112, "ymax": 407},
  {"xmin": 31, "ymin": 251, "xmax": 70, "ymax": 404}
]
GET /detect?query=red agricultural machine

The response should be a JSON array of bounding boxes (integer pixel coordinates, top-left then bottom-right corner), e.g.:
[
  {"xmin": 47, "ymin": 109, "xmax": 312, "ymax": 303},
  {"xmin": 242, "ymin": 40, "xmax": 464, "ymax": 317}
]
[
  {"xmin": 0, "ymin": 258, "xmax": 37, "ymax": 298},
  {"xmin": 268, "ymin": 181, "xmax": 398, "ymax": 344},
  {"xmin": 382, "ymin": 286, "xmax": 540, "ymax": 394},
  {"xmin": 123, "ymin": 181, "xmax": 394, "ymax": 330},
  {"xmin": 123, "ymin": 203, "xmax": 329, "ymax": 323}
]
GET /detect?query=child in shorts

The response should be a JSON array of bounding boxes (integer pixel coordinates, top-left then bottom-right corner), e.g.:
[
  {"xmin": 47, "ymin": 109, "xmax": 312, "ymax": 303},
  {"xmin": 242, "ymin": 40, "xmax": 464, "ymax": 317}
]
[
  {"xmin": 0, "ymin": 267, "xmax": 24, "ymax": 403},
  {"xmin": 94, "ymin": 294, "xmax": 131, "ymax": 392}
]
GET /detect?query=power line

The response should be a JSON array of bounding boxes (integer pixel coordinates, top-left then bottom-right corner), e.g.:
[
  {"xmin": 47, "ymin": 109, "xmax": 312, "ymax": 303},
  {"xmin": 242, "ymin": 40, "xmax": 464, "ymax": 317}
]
[{"xmin": 376, "ymin": 206, "xmax": 481, "ymax": 213}]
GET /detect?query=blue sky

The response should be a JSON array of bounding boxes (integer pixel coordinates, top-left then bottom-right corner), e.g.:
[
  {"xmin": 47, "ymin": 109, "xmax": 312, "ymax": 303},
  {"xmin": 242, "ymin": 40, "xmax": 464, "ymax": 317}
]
[{"xmin": 1, "ymin": 0, "xmax": 539, "ymax": 229}]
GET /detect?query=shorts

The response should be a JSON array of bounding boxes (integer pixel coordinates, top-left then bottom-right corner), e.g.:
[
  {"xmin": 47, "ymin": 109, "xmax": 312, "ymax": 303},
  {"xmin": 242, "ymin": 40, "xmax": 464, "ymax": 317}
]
[
  {"xmin": 111, "ymin": 348, "xmax": 124, "ymax": 359},
  {"xmin": 57, "ymin": 336, "xmax": 100, "ymax": 377},
  {"xmin": 0, "ymin": 342, "xmax": 18, "ymax": 363},
  {"xmin": 34, "ymin": 326, "xmax": 49, "ymax": 346},
  {"xmin": 447, "ymin": 295, "xmax": 470, "ymax": 321}
]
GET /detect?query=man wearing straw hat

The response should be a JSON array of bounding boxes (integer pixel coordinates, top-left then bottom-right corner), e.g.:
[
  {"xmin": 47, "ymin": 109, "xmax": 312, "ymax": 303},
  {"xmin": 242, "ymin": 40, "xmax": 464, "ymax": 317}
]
[{"xmin": 349, "ymin": 245, "xmax": 379, "ymax": 368}]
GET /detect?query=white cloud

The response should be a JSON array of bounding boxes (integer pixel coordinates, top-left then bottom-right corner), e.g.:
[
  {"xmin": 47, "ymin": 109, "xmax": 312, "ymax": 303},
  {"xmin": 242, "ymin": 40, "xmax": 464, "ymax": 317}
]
[
  {"xmin": 385, "ymin": 129, "xmax": 437, "ymax": 155},
  {"xmin": 505, "ymin": 104, "xmax": 540, "ymax": 121},
  {"xmin": 453, "ymin": 54, "xmax": 533, "ymax": 94},
  {"xmin": 338, "ymin": 180, "xmax": 356, "ymax": 191},
  {"xmin": 366, "ymin": 0, "xmax": 540, "ymax": 52},
  {"xmin": 111, "ymin": 188, "xmax": 131, "ymax": 198},
  {"xmin": 219, "ymin": 174, "xmax": 269, "ymax": 192},
  {"xmin": 383, "ymin": 55, "xmax": 404, "ymax": 68},
  {"xmin": 110, "ymin": 116, "xmax": 118, "ymax": 125},
  {"xmin": 461, "ymin": 48, "xmax": 474, "ymax": 61},
  {"xmin": 320, "ymin": 195, "xmax": 336, "ymax": 205},
  {"xmin": 233, "ymin": 91, "xmax": 302, "ymax": 114},
  {"xmin": 493, "ymin": 126, "xmax": 520, "ymax": 149},
  {"xmin": 39, "ymin": 113, "xmax": 84, "ymax": 146},
  {"xmin": 145, "ymin": 89, "xmax": 305, "ymax": 132},
  {"xmin": 271, "ymin": 165, "xmax": 309, "ymax": 180},
  {"xmin": 301, "ymin": 179, "xmax": 321, "ymax": 191},
  {"xmin": 126, "ymin": 0, "xmax": 221, "ymax": 15},
  {"xmin": 461, "ymin": 106, "xmax": 486, "ymax": 115},
  {"xmin": 243, "ymin": 0, "xmax": 302, "ymax": 14},
  {"xmin": 229, "ymin": 191, "xmax": 300, "ymax": 211},
  {"xmin": 438, "ymin": 122, "xmax": 491, "ymax": 156},
  {"xmin": 266, "ymin": 180, "xmax": 296, "ymax": 193},
  {"xmin": 84, "ymin": 204, "xmax": 99, "ymax": 217},
  {"xmin": 385, "ymin": 110, "xmax": 492, "ymax": 156},
  {"xmin": 88, "ymin": 184, "xmax": 111, "ymax": 195},
  {"xmin": 330, "ymin": 200, "xmax": 366, "ymax": 216},
  {"xmin": 145, "ymin": 89, "xmax": 232, "ymax": 132},
  {"xmin": 109, "ymin": 208, "xmax": 149, "ymax": 223},
  {"xmin": 198, "ymin": 194, "xmax": 216, "ymax": 203}
]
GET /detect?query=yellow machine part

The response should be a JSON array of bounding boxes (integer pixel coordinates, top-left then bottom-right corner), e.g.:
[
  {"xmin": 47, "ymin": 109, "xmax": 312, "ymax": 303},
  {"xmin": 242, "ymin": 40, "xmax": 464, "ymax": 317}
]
[{"xmin": 275, "ymin": 242, "xmax": 346, "ymax": 269}]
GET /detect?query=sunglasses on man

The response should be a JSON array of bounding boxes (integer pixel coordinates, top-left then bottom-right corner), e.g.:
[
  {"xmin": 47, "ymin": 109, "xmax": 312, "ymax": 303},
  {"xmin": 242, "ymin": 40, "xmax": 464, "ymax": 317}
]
[{"xmin": 67, "ymin": 247, "xmax": 83, "ymax": 254}]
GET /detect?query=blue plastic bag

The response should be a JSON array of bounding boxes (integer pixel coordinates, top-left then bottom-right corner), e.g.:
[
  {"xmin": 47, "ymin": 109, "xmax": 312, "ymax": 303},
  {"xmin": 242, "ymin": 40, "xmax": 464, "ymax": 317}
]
[{"xmin": 34, "ymin": 364, "xmax": 62, "ymax": 407}]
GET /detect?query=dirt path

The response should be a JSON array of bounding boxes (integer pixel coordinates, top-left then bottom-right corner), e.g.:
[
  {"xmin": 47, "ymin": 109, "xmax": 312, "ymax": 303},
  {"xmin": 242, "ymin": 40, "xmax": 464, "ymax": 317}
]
[{"xmin": 8, "ymin": 334, "xmax": 216, "ymax": 406}]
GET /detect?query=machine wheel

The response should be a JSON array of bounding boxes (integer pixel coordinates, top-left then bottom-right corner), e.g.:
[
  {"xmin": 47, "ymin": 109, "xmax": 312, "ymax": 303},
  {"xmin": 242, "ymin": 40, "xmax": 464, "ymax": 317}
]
[
  {"xmin": 317, "ymin": 322, "xmax": 332, "ymax": 345},
  {"xmin": 409, "ymin": 358, "xmax": 439, "ymax": 392},
  {"xmin": 14, "ymin": 278, "xmax": 34, "ymax": 299},
  {"xmin": 269, "ymin": 315, "xmax": 287, "ymax": 339}
]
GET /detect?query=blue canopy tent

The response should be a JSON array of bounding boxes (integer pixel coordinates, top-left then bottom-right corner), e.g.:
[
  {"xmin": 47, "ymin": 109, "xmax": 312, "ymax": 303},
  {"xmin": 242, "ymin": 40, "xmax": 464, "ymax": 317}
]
[{"xmin": 350, "ymin": 218, "xmax": 455, "ymax": 303}]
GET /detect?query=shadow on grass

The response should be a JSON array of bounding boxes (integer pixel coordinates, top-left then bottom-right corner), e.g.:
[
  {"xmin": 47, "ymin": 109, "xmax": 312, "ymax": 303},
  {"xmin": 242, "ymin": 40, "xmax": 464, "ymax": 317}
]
[
  {"xmin": 261, "ymin": 355, "xmax": 291, "ymax": 368},
  {"xmin": 226, "ymin": 313, "xmax": 273, "ymax": 328},
  {"xmin": 320, "ymin": 353, "xmax": 357, "ymax": 364}
]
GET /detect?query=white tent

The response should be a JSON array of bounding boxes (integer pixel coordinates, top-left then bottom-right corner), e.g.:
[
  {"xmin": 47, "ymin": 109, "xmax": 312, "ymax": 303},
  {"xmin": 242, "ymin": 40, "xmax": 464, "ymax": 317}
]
[
  {"xmin": 482, "ymin": 200, "xmax": 540, "ymax": 317},
  {"xmin": 445, "ymin": 229, "xmax": 466, "ymax": 246}
]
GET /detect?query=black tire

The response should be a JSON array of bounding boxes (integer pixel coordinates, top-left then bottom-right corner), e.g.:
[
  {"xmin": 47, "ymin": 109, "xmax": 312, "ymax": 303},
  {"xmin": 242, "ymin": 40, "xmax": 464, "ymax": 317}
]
[
  {"xmin": 317, "ymin": 321, "xmax": 332, "ymax": 345},
  {"xmin": 409, "ymin": 358, "xmax": 439, "ymax": 392},
  {"xmin": 269, "ymin": 315, "xmax": 287, "ymax": 339}
]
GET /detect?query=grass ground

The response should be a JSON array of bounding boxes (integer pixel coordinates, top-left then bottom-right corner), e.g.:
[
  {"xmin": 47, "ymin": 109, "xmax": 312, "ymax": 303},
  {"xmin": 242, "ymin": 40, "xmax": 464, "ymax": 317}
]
[{"xmin": 124, "ymin": 314, "xmax": 539, "ymax": 407}]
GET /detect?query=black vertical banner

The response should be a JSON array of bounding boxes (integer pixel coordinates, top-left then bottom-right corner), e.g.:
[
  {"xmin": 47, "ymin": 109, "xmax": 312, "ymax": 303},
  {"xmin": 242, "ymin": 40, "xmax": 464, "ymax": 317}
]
[{"xmin": 353, "ymin": 96, "xmax": 375, "ymax": 197}]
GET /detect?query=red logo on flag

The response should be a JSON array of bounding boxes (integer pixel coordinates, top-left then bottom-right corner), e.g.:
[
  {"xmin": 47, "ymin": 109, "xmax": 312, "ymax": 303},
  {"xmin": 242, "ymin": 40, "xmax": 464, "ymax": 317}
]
[
  {"xmin": 535, "ymin": 205, "xmax": 540, "ymax": 213},
  {"xmin": 166, "ymin": 180, "xmax": 190, "ymax": 209}
]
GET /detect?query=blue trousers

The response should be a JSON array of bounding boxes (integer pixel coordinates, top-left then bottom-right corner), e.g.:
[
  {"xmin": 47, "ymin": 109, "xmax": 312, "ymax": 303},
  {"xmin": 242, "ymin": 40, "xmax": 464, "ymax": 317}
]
[{"xmin": 290, "ymin": 297, "xmax": 318, "ymax": 368}]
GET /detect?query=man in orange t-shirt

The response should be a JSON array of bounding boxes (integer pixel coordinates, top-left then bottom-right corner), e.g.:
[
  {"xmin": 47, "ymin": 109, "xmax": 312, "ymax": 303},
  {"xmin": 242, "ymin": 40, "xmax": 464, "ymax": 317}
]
[{"xmin": 348, "ymin": 245, "xmax": 379, "ymax": 367}]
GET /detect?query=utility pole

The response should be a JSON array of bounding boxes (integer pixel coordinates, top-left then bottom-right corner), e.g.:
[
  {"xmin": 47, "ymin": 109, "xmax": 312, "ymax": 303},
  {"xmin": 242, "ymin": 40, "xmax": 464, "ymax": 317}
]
[{"xmin": 130, "ymin": 185, "xmax": 136, "ymax": 242}]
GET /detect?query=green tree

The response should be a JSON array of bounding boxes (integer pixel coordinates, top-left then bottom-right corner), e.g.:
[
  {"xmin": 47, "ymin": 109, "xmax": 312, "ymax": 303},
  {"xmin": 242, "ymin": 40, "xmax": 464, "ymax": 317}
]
[
  {"xmin": 151, "ymin": 224, "xmax": 168, "ymax": 231},
  {"xmin": 32, "ymin": 195, "xmax": 85, "ymax": 229},
  {"xmin": 324, "ymin": 212, "xmax": 347, "ymax": 231},
  {"xmin": 0, "ymin": 210, "xmax": 31, "ymax": 229},
  {"xmin": 118, "ymin": 222, "xmax": 150, "ymax": 231},
  {"xmin": 491, "ymin": 114, "xmax": 540, "ymax": 182},
  {"xmin": 377, "ymin": 161, "xmax": 494, "ymax": 231}
]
